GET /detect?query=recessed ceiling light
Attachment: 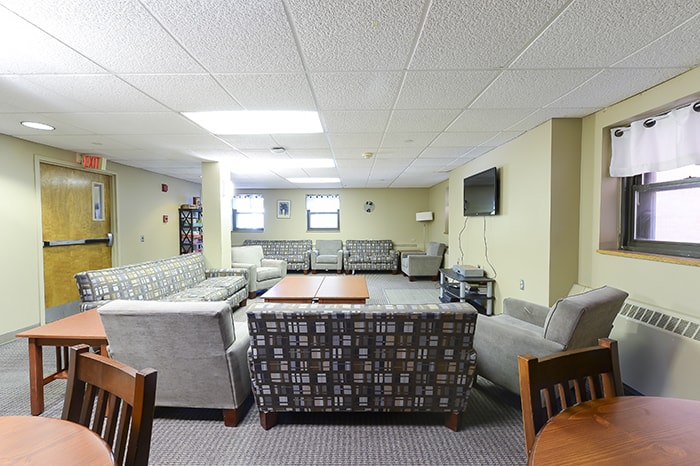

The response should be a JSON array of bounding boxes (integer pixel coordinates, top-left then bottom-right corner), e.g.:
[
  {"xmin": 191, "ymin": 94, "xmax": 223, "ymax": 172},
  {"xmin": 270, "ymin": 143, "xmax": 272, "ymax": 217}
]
[
  {"xmin": 21, "ymin": 121, "xmax": 55, "ymax": 131},
  {"xmin": 287, "ymin": 177, "xmax": 340, "ymax": 184},
  {"xmin": 182, "ymin": 111, "xmax": 323, "ymax": 135}
]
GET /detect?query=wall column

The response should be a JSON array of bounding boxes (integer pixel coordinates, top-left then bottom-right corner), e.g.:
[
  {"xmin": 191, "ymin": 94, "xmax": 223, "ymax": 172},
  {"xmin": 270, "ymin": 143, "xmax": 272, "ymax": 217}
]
[{"xmin": 201, "ymin": 161, "xmax": 232, "ymax": 268}]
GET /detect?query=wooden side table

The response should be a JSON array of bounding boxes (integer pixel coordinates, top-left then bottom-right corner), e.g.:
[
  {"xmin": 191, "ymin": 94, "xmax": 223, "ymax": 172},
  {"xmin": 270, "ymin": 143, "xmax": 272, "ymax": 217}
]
[{"xmin": 15, "ymin": 309, "xmax": 108, "ymax": 415}]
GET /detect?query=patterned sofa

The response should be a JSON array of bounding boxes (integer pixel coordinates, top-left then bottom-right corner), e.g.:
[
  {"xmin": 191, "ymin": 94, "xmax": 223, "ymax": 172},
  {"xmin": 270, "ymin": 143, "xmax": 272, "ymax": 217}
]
[
  {"xmin": 246, "ymin": 302, "xmax": 478, "ymax": 431},
  {"xmin": 243, "ymin": 239, "xmax": 312, "ymax": 273},
  {"xmin": 343, "ymin": 239, "xmax": 399, "ymax": 274},
  {"xmin": 74, "ymin": 252, "xmax": 248, "ymax": 311}
]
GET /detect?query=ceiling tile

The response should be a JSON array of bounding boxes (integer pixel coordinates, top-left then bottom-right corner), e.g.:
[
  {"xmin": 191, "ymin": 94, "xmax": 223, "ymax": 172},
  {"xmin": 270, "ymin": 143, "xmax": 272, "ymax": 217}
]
[
  {"xmin": 216, "ymin": 73, "xmax": 316, "ymax": 110},
  {"xmin": 411, "ymin": 0, "xmax": 570, "ymax": 69},
  {"xmin": 0, "ymin": 8, "xmax": 105, "ymax": 74},
  {"xmin": 395, "ymin": 70, "xmax": 500, "ymax": 109},
  {"xmin": 120, "ymin": 74, "xmax": 243, "ymax": 112},
  {"xmin": 512, "ymin": 0, "xmax": 700, "ymax": 69},
  {"xmin": 321, "ymin": 111, "xmax": 391, "ymax": 133},
  {"xmin": 471, "ymin": 69, "xmax": 600, "ymax": 108},
  {"xmin": 550, "ymin": 68, "xmax": 690, "ymax": 109},
  {"xmin": 448, "ymin": 109, "xmax": 537, "ymax": 132},
  {"xmin": 311, "ymin": 72, "xmax": 404, "ymax": 110},
  {"xmin": 142, "ymin": 0, "xmax": 303, "ymax": 73},
  {"xmin": 287, "ymin": 0, "xmax": 424, "ymax": 71},
  {"xmin": 1, "ymin": 0, "xmax": 205, "ymax": 73},
  {"xmin": 386, "ymin": 109, "xmax": 461, "ymax": 132}
]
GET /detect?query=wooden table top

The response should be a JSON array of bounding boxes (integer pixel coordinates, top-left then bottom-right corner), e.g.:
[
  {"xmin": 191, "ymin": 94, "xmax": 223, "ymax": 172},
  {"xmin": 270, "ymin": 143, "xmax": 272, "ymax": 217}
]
[
  {"xmin": 0, "ymin": 416, "xmax": 116, "ymax": 465},
  {"xmin": 529, "ymin": 396, "xmax": 700, "ymax": 465},
  {"xmin": 262, "ymin": 275, "xmax": 325, "ymax": 302},
  {"xmin": 16, "ymin": 309, "xmax": 106, "ymax": 342},
  {"xmin": 262, "ymin": 275, "xmax": 369, "ymax": 303},
  {"xmin": 315, "ymin": 275, "xmax": 369, "ymax": 301}
]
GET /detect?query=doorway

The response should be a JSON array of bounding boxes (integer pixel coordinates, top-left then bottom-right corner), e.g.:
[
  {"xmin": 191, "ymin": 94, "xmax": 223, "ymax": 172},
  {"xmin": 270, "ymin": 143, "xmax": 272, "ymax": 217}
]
[{"xmin": 40, "ymin": 163, "xmax": 113, "ymax": 322}]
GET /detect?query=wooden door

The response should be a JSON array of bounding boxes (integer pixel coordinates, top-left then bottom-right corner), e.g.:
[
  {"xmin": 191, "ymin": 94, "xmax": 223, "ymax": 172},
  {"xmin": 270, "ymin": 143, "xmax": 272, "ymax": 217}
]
[{"xmin": 41, "ymin": 163, "xmax": 113, "ymax": 311}]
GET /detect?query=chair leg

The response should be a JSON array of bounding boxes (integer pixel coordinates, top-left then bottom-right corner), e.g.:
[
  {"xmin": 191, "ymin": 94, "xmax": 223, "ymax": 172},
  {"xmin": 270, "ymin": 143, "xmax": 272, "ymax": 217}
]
[
  {"xmin": 259, "ymin": 411, "xmax": 278, "ymax": 430},
  {"xmin": 248, "ymin": 291, "xmax": 257, "ymax": 299},
  {"xmin": 223, "ymin": 408, "xmax": 241, "ymax": 427},
  {"xmin": 444, "ymin": 412, "xmax": 461, "ymax": 432}
]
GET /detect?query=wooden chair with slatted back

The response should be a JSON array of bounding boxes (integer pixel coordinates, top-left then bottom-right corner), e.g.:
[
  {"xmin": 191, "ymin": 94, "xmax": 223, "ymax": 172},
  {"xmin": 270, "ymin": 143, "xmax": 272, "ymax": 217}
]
[
  {"xmin": 518, "ymin": 337, "xmax": 624, "ymax": 459},
  {"xmin": 62, "ymin": 344, "xmax": 157, "ymax": 466}
]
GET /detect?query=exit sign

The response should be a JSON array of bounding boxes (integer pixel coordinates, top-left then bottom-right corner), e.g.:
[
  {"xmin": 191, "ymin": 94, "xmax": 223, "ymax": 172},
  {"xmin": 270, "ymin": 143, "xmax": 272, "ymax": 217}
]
[{"xmin": 80, "ymin": 154, "xmax": 106, "ymax": 170}]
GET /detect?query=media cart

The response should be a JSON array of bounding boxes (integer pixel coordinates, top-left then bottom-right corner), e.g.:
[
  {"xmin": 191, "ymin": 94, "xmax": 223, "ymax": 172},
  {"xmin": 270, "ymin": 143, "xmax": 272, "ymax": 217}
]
[{"xmin": 439, "ymin": 268, "xmax": 495, "ymax": 315}]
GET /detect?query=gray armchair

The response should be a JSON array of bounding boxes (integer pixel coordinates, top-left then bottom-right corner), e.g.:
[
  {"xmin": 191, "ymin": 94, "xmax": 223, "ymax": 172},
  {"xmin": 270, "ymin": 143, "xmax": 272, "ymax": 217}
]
[
  {"xmin": 473, "ymin": 286, "xmax": 628, "ymax": 394},
  {"xmin": 231, "ymin": 245, "xmax": 287, "ymax": 298},
  {"xmin": 98, "ymin": 300, "xmax": 251, "ymax": 427},
  {"xmin": 401, "ymin": 242, "xmax": 446, "ymax": 281},
  {"xmin": 310, "ymin": 240, "xmax": 343, "ymax": 273}
]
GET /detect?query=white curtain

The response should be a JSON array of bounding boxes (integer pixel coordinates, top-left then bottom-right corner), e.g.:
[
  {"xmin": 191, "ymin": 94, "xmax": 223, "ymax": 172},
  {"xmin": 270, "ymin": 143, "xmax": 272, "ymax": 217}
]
[
  {"xmin": 306, "ymin": 194, "xmax": 339, "ymax": 211},
  {"xmin": 233, "ymin": 194, "xmax": 264, "ymax": 212},
  {"xmin": 610, "ymin": 101, "xmax": 700, "ymax": 177}
]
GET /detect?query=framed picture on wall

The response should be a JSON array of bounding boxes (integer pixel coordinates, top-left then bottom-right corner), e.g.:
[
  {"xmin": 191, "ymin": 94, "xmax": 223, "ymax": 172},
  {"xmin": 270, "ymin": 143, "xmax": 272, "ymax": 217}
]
[{"xmin": 277, "ymin": 200, "xmax": 290, "ymax": 218}]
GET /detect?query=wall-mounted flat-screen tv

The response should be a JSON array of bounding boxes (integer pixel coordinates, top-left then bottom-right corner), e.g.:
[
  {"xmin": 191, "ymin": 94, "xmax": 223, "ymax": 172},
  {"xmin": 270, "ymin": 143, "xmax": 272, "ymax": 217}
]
[{"xmin": 463, "ymin": 167, "xmax": 499, "ymax": 216}]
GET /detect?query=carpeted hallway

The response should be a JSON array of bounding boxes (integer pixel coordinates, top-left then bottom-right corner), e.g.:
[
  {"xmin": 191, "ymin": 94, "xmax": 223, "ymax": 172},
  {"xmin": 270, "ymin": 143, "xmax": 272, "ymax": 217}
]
[{"xmin": 1, "ymin": 273, "xmax": 528, "ymax": 465}]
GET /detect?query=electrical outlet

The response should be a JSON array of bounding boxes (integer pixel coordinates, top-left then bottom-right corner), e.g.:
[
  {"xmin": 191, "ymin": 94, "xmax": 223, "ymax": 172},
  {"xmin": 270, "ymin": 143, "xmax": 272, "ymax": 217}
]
[{"xmin": 519, "ymin": 278, "xmax": 525, "ymax": 290}]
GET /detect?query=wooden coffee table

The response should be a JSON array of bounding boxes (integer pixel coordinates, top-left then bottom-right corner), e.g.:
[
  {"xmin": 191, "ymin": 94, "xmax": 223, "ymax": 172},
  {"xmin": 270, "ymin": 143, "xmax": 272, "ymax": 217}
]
[
  {"xmin": 261, "ymin": 275, "xmax": 324, "ymax": 303},
  {"xmin": 315, "ymin": 275, "xmax": 369, "ymax": 304},
  {"xmin": 15, "ymin": 309, "xmax": 108, "ymax": 415},
  {"xmin": 262, "ymin": 275, "xmax": 369, "ymax": 304}
]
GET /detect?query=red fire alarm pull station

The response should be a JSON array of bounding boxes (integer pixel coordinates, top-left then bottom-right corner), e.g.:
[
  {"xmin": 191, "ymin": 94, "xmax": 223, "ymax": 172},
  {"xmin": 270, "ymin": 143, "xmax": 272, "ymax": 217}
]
[
  {"xmin": 163, "ymin": 215, "xmax": 168, "ymax": 223},
  {"xmin": 161, "ymin": 183, "xmax": 168, "ymax": 192}
]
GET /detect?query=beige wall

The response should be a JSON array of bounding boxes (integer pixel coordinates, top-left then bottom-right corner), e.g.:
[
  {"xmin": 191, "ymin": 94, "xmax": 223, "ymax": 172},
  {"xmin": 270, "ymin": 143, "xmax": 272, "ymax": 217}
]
[
  {"xmin": 578, "ymin": 66, "xmax": 700, "ymax": 316},
  {"xmin": 231, "ymin": 188, "xmax": 431, "ymax": 250},
  {"xmin": 0, "ymin": 135, "xmax": 200, "ymax": 339}
]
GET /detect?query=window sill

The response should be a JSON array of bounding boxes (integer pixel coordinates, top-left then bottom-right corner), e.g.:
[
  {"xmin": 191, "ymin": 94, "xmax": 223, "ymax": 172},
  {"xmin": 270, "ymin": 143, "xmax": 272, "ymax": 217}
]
[{"xmin": 597, "ymin": 249, "xmax": 700, "ymax": 267}]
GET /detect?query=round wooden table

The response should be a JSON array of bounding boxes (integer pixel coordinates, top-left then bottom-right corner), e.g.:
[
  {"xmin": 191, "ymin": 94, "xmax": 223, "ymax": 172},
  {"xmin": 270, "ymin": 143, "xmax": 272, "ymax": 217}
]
[
  {"xmin": 0, "ymin": 416, "xmax": 116, "ymax": 465},
  {"xmin": 529, "ymin": 396, "xmax": 700, "ymax": 465}
]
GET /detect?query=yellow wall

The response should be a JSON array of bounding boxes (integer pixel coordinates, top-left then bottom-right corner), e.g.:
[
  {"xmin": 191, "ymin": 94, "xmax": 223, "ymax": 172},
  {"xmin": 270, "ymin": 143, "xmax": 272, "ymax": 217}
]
[
  {"xmin": 0, "ymin": 135, "xmax": 200, "ymax": 339},
  {"xmin": 579, "ymin": 66, "xmax": 700, "ymax": 316},
  {"xmin": 231, "ymin": 188, "xmax": 432, "ymax": 250}
]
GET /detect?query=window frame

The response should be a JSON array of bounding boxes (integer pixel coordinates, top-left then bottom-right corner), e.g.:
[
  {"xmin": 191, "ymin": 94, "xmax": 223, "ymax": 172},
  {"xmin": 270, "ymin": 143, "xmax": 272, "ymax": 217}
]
[
  {"xmin": 232, "ymin": 194, "xmax": 265, "ymax": 232},
  {"xmin": 306, "ymin": 194, "xmax": 340, "ymax": 231},
  {"xmin": 620, "ymin": 174, "xmax": 700, "ymax": 258}
]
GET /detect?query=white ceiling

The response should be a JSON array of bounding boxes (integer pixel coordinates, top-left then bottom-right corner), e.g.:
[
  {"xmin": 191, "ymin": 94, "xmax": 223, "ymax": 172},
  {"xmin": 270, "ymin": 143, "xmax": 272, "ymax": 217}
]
[{"xmin": 1, "ymin": 0, "xmax": 698, "ymax": 189}]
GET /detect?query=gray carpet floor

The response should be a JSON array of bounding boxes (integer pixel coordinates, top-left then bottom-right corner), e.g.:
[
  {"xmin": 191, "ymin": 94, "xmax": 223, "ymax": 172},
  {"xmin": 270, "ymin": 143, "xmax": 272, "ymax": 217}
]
[{"xmin": 1, "ymin": 273, "xmax": 527, "ymax": 465}]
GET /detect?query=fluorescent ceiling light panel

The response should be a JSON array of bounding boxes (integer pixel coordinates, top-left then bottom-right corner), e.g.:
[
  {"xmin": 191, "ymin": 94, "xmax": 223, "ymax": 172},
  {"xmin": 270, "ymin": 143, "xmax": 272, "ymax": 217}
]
[
  {"xmin": 21, "ymin": 121, "xmax": 55, "ymax": 131},
  {"xmin": 287, "ymin": 177, "xmax": 341, "ymax": 184},
  {"xmin": 230, "ymin": 158, "xmax": 335, "ymax": 174},
  {"xmin": 182, "ymin": 111, "xmax": 323, "ymax": 134}
]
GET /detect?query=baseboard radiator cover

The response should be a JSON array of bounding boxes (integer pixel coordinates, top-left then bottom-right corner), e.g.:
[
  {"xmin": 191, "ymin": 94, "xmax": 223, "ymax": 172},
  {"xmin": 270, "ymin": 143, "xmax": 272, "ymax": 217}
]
[{"xmin": 610, "ymin": 300, "xmax": 700, "ymax": 401}]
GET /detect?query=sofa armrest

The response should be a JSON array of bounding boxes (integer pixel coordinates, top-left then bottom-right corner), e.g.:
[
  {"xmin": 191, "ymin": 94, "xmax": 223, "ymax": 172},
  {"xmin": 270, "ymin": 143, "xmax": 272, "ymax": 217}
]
[
  {"xmin": 261, "ymin": 258, "xmax": 287, "ymax": 271},
  {"xmin": 473, "ymin": 314, "xmax": 565, "ymax": 393},
  {"xmin": 206, "ymin": 268, "xmax": 248, "ymax": 281},
  {"xmin": 502, "ymin": 297, "xmax": 550, "ymax": 327},
  {"xmin": 225, "ymin": 321, "xmax": 252, "ymax": 407}
]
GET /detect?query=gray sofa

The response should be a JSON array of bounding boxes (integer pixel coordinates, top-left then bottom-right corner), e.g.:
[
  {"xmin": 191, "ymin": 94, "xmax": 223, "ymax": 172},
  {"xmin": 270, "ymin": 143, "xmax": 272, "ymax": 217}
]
[
  {"xmin": 242, "ymin": 239, "xmax": 312, "ymax": 273},
  {"xmin": 473, "ymin": 286, "xmax": 628, "ymax": 394},
  {"xmin": 74, "ymin": 252, "xmax": 248, "ymax": 311},
  {"xmin": 246, "ymin": 302, "xmax": 478, "ymax": 431},
  {"xmin": 98, "ymin": 300, "xmax": 251, "ymax": 427}
]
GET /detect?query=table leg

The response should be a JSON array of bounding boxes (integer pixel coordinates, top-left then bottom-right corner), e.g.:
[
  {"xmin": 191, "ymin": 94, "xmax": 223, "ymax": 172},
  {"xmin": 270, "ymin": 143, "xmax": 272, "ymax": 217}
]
[{"xmin": 27, "ymin": 338, "xmax": 44, "ymax": 416}]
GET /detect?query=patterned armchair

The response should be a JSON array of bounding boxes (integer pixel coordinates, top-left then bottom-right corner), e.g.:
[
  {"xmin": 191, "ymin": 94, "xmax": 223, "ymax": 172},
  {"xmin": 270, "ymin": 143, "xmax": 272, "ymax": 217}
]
[
  {"xmin": 343, "ymin": 239, "xmax": 399, "ymax": 274},
  {"xmin": 247, "ymin": 302, "xmax": 479, "ymax": 431}
]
